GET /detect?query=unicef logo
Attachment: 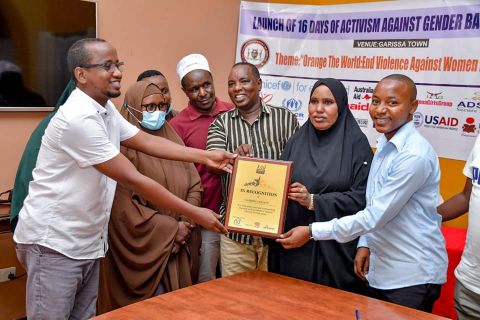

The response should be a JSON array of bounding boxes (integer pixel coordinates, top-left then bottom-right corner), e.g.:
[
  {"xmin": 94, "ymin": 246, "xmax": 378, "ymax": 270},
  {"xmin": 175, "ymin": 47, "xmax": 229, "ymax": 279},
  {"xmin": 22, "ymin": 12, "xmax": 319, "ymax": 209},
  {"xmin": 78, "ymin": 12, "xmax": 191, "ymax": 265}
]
[
  {"xmin": 282, "ymin": 98, "xmax": 302, "ymax": 111},
  {"xmin": 413, "ymin": 112, "xmax": 423, "ymax": 127},
  {"xmin": 281, "ymin": 81, "xmax": 292, "ymax": 91}
]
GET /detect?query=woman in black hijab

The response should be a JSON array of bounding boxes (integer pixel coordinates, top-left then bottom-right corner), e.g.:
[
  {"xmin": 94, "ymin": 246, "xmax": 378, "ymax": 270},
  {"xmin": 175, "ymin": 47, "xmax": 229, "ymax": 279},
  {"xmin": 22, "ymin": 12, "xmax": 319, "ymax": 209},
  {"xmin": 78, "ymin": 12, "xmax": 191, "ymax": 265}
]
[{"xmin": 268, "ymin": 78, "xmax": 373, "ymax": 293}]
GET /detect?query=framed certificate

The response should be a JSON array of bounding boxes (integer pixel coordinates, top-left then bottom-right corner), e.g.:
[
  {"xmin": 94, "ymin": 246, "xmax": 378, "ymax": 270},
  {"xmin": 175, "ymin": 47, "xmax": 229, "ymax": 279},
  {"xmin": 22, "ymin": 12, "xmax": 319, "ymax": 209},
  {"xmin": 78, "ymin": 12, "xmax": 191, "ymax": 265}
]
[{"xmin": 224, "ymin": 156, "xmax": 292, "ymax": 238}]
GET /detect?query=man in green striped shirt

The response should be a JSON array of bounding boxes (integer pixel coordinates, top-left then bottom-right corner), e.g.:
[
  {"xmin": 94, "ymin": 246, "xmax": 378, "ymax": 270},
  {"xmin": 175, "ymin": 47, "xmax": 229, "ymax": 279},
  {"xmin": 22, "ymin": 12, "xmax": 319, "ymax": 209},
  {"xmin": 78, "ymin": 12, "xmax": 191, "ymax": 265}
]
[{"xmin": 207, "ymin": 62, "xmax": 299, "ymax": 276}]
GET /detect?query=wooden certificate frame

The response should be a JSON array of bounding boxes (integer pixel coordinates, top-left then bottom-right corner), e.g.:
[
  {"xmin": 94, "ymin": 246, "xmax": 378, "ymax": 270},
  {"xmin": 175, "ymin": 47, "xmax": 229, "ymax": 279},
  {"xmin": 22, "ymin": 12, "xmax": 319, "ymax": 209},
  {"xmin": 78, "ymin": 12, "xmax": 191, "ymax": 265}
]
[{"xmin": 224, "ymin": 156, "xmax": 292, "ymax": 238}]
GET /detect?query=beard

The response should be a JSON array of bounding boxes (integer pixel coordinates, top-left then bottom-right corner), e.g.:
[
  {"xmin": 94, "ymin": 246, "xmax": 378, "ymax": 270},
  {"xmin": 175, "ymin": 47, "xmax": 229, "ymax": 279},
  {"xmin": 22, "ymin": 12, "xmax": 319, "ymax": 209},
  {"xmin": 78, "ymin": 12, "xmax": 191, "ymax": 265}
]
[{"xmin": 107, "ymin": 90, "xmax": 121, "ymax": 98}]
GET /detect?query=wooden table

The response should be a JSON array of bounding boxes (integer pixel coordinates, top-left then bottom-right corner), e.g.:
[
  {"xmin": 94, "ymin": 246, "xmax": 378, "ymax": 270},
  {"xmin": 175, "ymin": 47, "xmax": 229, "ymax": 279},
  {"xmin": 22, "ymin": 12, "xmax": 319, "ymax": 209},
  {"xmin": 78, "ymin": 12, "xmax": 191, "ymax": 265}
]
[{"xmin": 93, "ymin": 270, "xmax": 448, "ymax": 320}]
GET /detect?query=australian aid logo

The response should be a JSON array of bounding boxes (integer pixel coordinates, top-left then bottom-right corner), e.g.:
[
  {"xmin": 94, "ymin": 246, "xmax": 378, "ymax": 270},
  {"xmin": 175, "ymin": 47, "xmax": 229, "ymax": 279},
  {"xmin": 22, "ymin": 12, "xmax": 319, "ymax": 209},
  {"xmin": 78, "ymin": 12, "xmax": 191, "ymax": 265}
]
[{"xmin": 349, "ymin": 86, "xmax": 373, "ymax": 112}]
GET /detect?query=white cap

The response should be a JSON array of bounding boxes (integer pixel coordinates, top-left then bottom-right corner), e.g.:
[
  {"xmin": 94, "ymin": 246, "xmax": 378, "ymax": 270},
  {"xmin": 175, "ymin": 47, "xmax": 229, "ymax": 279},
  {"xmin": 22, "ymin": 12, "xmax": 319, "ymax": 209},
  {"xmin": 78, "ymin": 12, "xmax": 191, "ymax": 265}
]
[
  {"xmin": 0, "ymin": 60, "xmax": 21, "ymax": 74},
  {"xmin": 176, "ymin": 53, "xmax": 210, "ymax": 81}
]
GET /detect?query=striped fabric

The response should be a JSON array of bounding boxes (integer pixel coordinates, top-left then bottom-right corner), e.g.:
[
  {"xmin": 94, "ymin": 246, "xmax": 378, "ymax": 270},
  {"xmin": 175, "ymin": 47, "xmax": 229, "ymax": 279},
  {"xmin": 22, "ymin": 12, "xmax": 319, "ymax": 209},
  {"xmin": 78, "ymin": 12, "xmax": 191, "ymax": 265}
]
[{"xmin": 206, "ymin": 101, "xmax": 299, "ymax": 244}]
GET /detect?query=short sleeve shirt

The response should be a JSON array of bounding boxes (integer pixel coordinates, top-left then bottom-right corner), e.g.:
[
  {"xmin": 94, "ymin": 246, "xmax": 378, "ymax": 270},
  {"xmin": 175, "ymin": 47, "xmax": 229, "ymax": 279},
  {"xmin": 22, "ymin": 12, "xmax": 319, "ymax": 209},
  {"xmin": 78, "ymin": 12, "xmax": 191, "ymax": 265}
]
[
  {"xmin": 455, "ymin": 135, "xmax": 480, "ymax": 294},
  {"xmin": 14, "ymin": 88, "xmax": 139, "ymax": 259}
]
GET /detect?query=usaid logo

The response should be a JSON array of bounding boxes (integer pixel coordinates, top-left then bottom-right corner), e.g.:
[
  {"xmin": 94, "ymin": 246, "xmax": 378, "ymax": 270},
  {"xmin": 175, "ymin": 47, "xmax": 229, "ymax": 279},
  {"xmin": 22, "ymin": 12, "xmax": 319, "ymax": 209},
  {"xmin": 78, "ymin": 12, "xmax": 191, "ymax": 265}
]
[
  {"xmin": 282, "ymin": 98, "xmax": 302, "ymax": 111},
  {"xmin": 413, "ymin": 112, "xmax": 423, "ymax": 127}
]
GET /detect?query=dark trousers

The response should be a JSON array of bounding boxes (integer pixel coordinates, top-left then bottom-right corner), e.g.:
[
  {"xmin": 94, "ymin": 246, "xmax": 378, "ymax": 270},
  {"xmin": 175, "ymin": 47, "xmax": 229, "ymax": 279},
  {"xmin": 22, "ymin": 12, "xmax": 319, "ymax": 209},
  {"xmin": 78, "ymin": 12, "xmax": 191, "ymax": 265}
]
[{"xmin": 367, "ymin": 283, "xmax": 442, "ymax": 312}]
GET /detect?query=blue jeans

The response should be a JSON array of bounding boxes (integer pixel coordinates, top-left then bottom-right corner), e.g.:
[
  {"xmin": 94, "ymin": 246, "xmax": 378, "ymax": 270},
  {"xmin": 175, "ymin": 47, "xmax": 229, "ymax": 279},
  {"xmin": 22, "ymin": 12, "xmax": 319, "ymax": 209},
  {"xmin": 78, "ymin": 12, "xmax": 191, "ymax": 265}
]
[
  {"xmin": 16, "ymin": 243, "xmax": 99, "ymax": 320},
  {"xmin": 198, "ymin": 228, "xmax": 220, "ymax": 282}
]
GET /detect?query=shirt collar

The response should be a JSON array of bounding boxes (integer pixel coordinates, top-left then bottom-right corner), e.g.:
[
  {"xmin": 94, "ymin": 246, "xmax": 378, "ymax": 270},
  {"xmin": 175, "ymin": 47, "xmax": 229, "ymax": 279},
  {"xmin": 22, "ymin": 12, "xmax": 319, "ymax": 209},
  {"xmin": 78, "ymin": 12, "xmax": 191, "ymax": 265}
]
[
  {"xmin": 230, "ymin": 99, "xmax": 271, "ymax": 119},
  {"xmin": 74, "ymin": 87, "xmax": 110, "ymax": 117},
  {"xmin": 186, "ymin": 97, "xmax": 228, "ymax": 121},
  {"xmin": 376, "ymin": 121, "xmax": 414, "ymax": 152}
]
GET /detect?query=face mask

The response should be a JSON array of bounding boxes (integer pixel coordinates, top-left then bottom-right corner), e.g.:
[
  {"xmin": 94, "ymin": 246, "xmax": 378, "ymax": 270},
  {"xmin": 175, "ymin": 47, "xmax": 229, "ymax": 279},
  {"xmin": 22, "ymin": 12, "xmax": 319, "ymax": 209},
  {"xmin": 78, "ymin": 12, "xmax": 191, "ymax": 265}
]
[
  {"xmin": 140, "ymin": 110, "xmax": 166, "ymax": 130},
  {"xmin": 124, "ymin": 104, "xmax": 166, "ymax": 131}
]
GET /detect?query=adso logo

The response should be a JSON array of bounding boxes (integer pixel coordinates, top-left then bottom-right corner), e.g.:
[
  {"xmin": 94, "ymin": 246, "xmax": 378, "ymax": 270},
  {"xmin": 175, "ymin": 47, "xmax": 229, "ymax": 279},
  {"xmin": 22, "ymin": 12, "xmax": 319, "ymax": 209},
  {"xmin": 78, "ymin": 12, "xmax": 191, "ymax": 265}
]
[
  {"xmin": 413, "ymin": 112, "xmax": 423, "ymax": 127},
  {"xmin": 260, "ymin": 92, "xmax": 273, "ymax": 103},
  {"xmin": 262, "ymin": 79, "xmax": 292, "ymax": 92},
  {"xmin": 240, "ymin": 39, "xmax": 270, "ymax": 68},
  {"xmin": 457, "ymin": 101, "xmax": 480, "ymax": 113},
  {"xmin": 423, "ymin": 114, "xmax": 459, "ymax": 131},
  {"xmin": 282, "ymin": 98, "xmax": 302, "ymax": 112},
  {"xmin": 349, "ymin": 102, "xmax": 370, "ymax": 112}
]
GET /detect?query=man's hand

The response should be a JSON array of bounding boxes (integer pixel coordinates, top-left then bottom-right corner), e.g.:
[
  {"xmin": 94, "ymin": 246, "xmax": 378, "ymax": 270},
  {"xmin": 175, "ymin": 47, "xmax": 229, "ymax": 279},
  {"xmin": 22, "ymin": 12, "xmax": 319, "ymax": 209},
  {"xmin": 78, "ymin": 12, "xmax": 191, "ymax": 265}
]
[
  {"xmin": 354, "ymin": 247, "xmax": 370, "ymax": 281},
  {"xmin": 276, "ymin": 226, "xmax": 310, "ymax": 249},
  {"xmin": 205, "ymin": 150, "xmax": 237, "ymax": 174},
  {"xmin": 196, "ymin": 208, "xmax": 228, "ymax": 234},
  {"xmin": 288, "ymin": 182, "xmax": 311, "ymax": 208},
  {"xmin": 234, "ymin": 144, "xmax": 253, "ymax": 157}
]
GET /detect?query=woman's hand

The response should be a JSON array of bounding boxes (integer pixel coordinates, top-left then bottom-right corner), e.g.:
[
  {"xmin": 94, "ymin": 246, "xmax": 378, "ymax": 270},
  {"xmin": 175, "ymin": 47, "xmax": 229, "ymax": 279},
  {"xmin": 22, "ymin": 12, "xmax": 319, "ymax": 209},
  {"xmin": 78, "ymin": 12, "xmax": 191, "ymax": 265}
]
[
  {"xmin": 288, "ymin": 182, "xmax": 311, "ymax": 208},
  {"xmin": 174, "ymin": 221, "xmax": 193, "ymax": 246}
]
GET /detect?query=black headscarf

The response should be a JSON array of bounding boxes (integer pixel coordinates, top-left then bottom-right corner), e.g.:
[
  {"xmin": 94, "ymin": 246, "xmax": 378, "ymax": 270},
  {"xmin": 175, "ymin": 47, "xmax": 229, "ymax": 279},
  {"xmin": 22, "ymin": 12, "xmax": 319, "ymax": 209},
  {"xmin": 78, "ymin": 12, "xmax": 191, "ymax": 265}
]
[{"xmin": 268, "ymin": 78, "xmax": 373, "ymax": 292}]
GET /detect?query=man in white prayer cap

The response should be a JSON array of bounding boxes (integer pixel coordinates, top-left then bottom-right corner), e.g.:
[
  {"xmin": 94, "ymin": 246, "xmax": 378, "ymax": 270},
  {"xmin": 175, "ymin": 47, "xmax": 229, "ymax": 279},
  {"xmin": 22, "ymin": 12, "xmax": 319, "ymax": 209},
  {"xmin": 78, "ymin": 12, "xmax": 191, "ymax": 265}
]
[{"xmin": 170, "ymin": 54, "xmax": 233, "ymax": 282}]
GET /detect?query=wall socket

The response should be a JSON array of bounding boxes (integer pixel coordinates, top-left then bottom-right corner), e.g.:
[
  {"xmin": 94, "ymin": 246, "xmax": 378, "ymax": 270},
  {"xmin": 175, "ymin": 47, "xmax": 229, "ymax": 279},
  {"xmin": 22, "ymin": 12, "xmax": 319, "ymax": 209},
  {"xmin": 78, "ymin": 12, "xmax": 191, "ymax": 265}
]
[{"xmin": 0, "ymin": 267, "xmax": 16, "ymax": 283}]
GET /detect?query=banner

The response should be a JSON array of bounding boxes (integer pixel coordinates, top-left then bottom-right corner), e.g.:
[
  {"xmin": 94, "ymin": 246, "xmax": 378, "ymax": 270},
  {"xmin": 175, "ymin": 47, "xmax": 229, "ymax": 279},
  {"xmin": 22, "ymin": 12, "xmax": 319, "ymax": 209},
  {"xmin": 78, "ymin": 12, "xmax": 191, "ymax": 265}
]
[{"xmin": 235, "ymin": 0, "xmax": 480, "ymax": 160}]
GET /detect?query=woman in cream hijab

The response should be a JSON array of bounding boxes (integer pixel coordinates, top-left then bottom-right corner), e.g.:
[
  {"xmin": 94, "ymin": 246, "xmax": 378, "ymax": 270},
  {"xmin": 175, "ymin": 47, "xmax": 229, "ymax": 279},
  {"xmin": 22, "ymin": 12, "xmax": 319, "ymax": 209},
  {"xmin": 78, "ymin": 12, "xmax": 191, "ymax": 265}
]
[{"xmin": 97, "ymin": 81, "xmax": 202, "ymax": 313}]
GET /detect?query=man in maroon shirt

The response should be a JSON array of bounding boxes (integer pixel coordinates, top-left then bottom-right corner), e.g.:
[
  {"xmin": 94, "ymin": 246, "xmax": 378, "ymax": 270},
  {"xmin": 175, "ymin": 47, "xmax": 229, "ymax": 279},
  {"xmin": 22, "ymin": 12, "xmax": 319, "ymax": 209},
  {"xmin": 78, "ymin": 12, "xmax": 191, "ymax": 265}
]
[{"xmin": 171, "ymin": 54, "xmax": 233, "ymax": 282}]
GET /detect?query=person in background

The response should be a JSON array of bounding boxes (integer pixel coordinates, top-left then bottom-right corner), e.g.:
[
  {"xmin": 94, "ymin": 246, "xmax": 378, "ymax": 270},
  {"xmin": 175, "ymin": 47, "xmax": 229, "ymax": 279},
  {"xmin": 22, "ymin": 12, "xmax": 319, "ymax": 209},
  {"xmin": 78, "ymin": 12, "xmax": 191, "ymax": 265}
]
[
  {"xmin": 13, "ymin": 38, "xmax": 232, "ymax": 319},
  {"xmin": 97, "ymin": 80, "xmax": 202, "ymax": 313},
  {"xmin": 137, "ymin": 69, "xmax": 177, "ymax": 121},
  {"xmin": 438, "ymin": 139, "xmax": 479, "ymax": 319},
  {"xmin": 170, "ymin": 54, "xmax": 233, "ymax": 282},
  {"xmin": 10, "ymin": 78, "xmax": 75, "ymax": 232},
  {"xmin": 268, "ymin": 78, "xmax": 372, "ymax": 294},
  {"xmin": 277, "ymin": 74, "xmax": 447, "ymax": 312},
  {"xmin": 0, "ymin": 60, "xmax": 46, "ymax": 106},
  {"xmin": 207, "ymin": 62, "xmax": 298, "ymax": 277}
]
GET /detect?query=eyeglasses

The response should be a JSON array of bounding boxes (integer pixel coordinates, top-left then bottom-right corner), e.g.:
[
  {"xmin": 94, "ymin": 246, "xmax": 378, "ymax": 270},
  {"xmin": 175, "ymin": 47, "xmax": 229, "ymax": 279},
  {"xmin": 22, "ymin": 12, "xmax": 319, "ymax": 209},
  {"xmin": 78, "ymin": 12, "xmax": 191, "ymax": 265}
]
[
  {"xmin": 80, "ymin": 61, "xmax": 125, "ymax": 73},
  {"xmin": 141, "ymin": 103, "xmax": 169, "ymax": 113}
]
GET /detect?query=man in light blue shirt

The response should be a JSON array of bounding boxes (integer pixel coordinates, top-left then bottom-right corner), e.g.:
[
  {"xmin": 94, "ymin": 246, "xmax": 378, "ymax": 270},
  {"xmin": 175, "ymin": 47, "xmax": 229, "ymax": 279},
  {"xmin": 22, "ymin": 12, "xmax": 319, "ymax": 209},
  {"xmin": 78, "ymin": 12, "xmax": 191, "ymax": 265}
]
[{"xmin": 277, "ymin": 74, "xmax": 447, "ymax": 312}]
